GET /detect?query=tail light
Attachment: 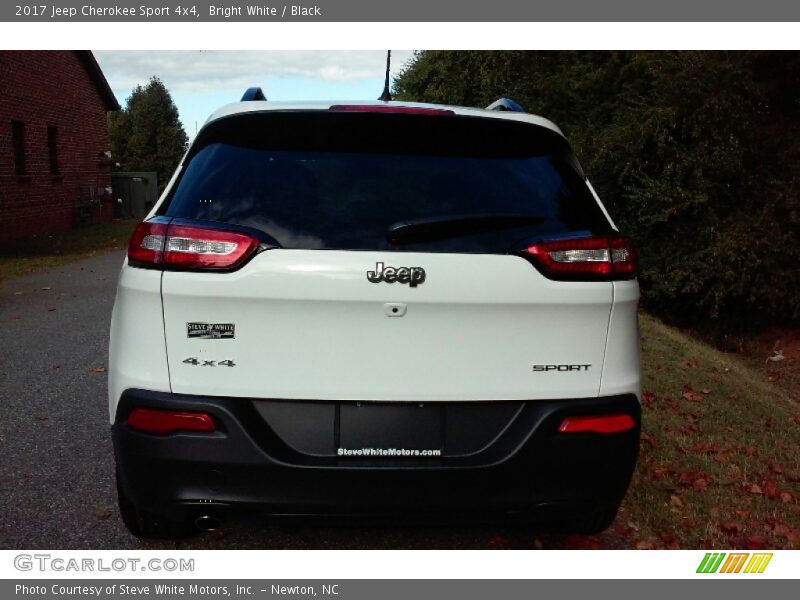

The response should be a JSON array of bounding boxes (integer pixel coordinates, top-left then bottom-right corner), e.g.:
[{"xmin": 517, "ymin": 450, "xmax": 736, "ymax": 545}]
[
  {"xmin": 127, "ymin": 408, "xmax": 215, "ymax": 435},
  {"xmin": 524, "ymin": 235, "xmax": 637, "ymax": 281},
  {"xmin": 128, "ymin": 222, "xmax": 259, "ymax": 272},
  {"xmin": 558, "ymin": 414, "xmax": 635, "ymax": 435}
]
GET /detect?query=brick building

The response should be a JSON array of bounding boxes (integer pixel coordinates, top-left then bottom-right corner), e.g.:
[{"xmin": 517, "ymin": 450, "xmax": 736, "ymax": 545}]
[{"xmin": 0, "ymin": 51, "xmax": 120, "ymax": 241}]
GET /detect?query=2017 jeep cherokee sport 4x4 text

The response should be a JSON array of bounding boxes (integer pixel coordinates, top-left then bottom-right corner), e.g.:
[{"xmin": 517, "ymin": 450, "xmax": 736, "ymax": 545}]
[{"xmin": 109, "ymin": 94, "xmax": 641, "ymax": 538}]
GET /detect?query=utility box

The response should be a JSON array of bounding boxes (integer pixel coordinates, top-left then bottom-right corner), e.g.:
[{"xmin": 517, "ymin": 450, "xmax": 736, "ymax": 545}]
[{"xmin": 112, "ymin": 172, "xmax": 158, "ymax": 219}]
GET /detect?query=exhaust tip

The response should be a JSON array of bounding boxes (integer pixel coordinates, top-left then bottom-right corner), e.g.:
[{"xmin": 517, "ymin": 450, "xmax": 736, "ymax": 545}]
[{"xmin": 195, "ymin": 515, "xmax": 222, "ymax": 531}]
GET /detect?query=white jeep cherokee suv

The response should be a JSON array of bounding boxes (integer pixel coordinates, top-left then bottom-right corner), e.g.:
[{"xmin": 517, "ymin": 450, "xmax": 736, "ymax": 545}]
[{"xmin": 109, "ymin": 92, "xmax": 641, "ymax": 538}]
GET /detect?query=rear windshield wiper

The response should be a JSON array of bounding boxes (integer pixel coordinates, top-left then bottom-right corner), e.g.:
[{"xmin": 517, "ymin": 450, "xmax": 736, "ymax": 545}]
[{"xmin": 387, "ymin": 214, "xmax": 545, "ymax": 244}]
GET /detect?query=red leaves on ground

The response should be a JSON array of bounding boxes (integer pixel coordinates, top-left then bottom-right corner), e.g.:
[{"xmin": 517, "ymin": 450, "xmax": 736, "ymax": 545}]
[
  {"xmin": 746, "ymin": 483, "xmax": 763, "ymax": 495},
  {"xmin": 649, "ymin": 464, "xmax": 672, "ymax": 481},
  {"xmin": 763, "ymin": 478, "xmax": 781, "ymax": 500},
  {"xmin": 670, "ymin": 495, "xmax": 684, "ymax": 508},
  {"xmin": 642, "ymin": 390, "xmax": 656, "ymax": 407},
  {"xmin": 563, "ymin": 535, "xmax": 603, "ymax": 549},
  {"xmin": 769, "ymin": 463, "xmax": 784, "ymax": 474},
  {"xmin": 641, "ymin": 432, "xmax": 657, "ymax": 449},
  {"xmin": 681, "ymin": 384, "xmax": 706, "ymax": 402},
  {"xmin": 746, "ymin": 535, "xmax": 770, "ymax": 550},
  {"xmin": 692, "ymin": 477, "xmax": 710, "ymax": 491},
  {"xmin": 780, "ymin": 492, "xmax": 793, "ymax": 503},
  {"xmin": 719, "ymin": 521, "xmax": 743, "ymax": 534},
  {"xmin": 685, "ymin": 357, "xmax": 699, "ymax": 368}
]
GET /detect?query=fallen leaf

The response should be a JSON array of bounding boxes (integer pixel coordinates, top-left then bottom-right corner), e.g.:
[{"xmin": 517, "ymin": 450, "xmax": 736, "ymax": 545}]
[
  {"xmin": 681, "ymin": 385, "xmax": 695, "ymax": 401},
  {"xmin": 769, "ymin": 463, "xmax": 783, "ymax": 474},
  {"xmin": 744, "ymin": 446, "xmax": 757, "ymax": 456},
  {"xmin": 685, "ymin": 357, "xmax": 698, "ymax": 368},
  {"xmin": 701, "ymin": 388, "xmax": 711, "ymax": 395},
  {"xmin": 47, "ymin": 308, "xmax": 56, "ymax": 312},
  {"xmin": 693, "ymin": 477, "xmax": 709, "ymax": 491},
  {"xmin": 642, "ymin": 391, "xmax": 656, "ymax": 407},
  {"xmin": 95, "ymin": 509, "xmax": 111, "ymax": 520},
  {"xmin": 33, "ymin": 415, "xmax": 48, "ymax": 421},
  {"xmin": 734, "ymin": 508, "xmax": 751, "ymax": 518},
  {"xmin": 719, "ymin": 522, "xmax": 743, "ymax": 534},
  {"xmin": 746, "ymin": 535, "xmax": 769, "ymax": 550},
  {"xmin": 641, "ymin": 432, "xmax": 657, "ymax": 448},
  {"xmin": 649, "ymin": 465, "xmax": 670, "ymax": 480},
  {"xmin": 13, "ymin": 291, "xmax": 23, "ymax": 295},
  {"xmin": 93, "ymin": 367, "xmax": 107, "ymax": 373},
  {"xmin": 764, "ymin": 479, "xmax": 781, "ymax": 499},
  {"xmin": 41, "ymin": 287, "xmax": 51, "ymax": 291},
  {"xmin": 747, "ymin": 484, "xmax": 763, "ymax": 495},
  {"xmin": 670, "ymin": 494, "xmax": 684, "ymax": 508}
]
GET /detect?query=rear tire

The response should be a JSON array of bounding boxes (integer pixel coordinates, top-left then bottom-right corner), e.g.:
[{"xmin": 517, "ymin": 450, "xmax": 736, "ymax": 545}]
[{"xmin": 116, "ymin": 472, "xmax": 196, "ymax": 539}]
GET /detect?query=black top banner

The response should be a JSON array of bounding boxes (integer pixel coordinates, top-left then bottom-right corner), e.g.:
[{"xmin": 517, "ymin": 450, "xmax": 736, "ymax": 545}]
[{"xmin": 4, "ymin": 0, "xmax": 800, "ymax": 22}]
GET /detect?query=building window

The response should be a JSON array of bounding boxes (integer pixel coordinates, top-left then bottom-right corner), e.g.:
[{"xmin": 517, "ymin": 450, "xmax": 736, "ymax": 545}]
[
  {"xmin": 47, "ymin": 126, "xmax": 59, "ymax": 175},
  {"xmin": 12, "ymin": 120, "xmax": 25, "ymax": 176}
]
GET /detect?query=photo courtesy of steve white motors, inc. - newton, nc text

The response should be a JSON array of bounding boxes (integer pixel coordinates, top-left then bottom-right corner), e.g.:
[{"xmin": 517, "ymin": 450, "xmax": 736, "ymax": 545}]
[{"xmin": 0, "ymin": 0, "xmax": 799, "ymax": 596}]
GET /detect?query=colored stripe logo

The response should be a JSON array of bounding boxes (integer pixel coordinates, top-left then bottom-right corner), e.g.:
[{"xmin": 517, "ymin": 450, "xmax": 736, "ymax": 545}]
[{"xmin": 697, "ymin": 553, "xmax": 772, "ymax": 574}]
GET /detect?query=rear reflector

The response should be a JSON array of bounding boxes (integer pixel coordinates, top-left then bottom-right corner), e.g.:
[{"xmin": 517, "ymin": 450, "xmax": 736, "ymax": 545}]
[
  {"xmin": 329, "ymin": 104, "xmax": 454, "ymax": 116},
  {"xmin": 558, "ymin": 414, "xmax": 635, "ymax": 435},
  {"xmin": 525, "ymin": 235, "xmax": 637, "ymax": 281},
  {"xmin": 128, "ymin": 222, "xmax": 259, "ymax": 271},
  {"xmin": 127, "ymin": 408, "xmax": 215, "ymax": 435}
]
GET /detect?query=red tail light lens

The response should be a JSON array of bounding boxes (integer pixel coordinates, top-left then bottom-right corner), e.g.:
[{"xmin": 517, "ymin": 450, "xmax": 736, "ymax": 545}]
[
  {"xmin": 329, "ymin": 104, "xmax": 454, "ymax": 116},
  {"xmin": 127, "ymin": 408, "xmax": 215, "ymax": 435},
  {"xmin": 128, "ymin": 222, "xmax": 259, "ymax": 271},
  {"xmin": 524, "ymin": 235, "xmax": 637, "ymax": 281},
  {"xmin": 558, "ymin": 414, "xmax": 635, "ymax": 435},
  {"xmin": 128, "ymin": 222, "xmax": 168, "ymax": 266}
]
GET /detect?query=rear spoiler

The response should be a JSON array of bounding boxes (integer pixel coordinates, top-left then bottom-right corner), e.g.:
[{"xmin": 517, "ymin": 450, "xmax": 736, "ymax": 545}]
[{"xmin": 486, "ymin": 98, "xmax": 524, "ymax": 112}]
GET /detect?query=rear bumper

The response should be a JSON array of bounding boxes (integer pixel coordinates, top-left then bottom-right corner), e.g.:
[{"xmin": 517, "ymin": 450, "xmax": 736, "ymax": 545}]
[{"xmin": 113, "ymin": 389, "xmax": 640, "ymax": 518}]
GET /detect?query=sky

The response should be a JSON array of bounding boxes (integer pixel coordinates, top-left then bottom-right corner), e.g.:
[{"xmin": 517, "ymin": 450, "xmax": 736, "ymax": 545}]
[{"xmin": 94, "ymin": 50, "xmax": 417, "ymax": 140}]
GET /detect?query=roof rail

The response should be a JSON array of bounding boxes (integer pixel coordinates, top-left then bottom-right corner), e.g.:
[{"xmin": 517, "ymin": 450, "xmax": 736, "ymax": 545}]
[
  {"xmin": 486, "ymin": 97, "xmax": 524, "ymax": 113},
  {"xmin": 241, "ymin": 87, "xmax": 267, "ymax": 101}
]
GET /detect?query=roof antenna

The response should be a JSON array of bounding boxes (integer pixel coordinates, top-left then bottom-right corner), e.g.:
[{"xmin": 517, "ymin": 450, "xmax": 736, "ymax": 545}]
[{"xmin": 378, "ymin": 50, "xmax": 392, "ymax": 102}]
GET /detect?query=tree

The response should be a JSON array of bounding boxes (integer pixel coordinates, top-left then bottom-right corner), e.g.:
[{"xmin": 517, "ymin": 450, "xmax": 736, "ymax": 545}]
[{"xmin": 109, "ymin": 77, "xmax": 187, "ymax": 192}]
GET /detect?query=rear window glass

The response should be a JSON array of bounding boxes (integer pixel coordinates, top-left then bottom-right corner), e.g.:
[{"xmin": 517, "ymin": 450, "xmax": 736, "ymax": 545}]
[{"xmin": 159, "ymin": 111, "xmax": 611, "ymax": 253}]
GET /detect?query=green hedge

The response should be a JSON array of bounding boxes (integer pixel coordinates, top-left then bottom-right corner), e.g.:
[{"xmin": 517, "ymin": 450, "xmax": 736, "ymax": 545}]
[{"xmin": 394, "ymin": 51, "xmax": 800, "ymax": 333}]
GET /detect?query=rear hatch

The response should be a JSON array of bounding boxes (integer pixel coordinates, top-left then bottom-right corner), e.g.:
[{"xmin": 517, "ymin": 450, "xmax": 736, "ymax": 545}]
[{"xmin": 157, "ymin": 109, "xmax": 615, "ymax": 402}]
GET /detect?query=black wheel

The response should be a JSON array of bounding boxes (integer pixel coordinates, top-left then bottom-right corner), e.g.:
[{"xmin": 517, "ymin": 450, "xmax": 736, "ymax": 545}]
[{"xmin": 116, "ymin": 472, "xmax": 196, "ymax": 539}]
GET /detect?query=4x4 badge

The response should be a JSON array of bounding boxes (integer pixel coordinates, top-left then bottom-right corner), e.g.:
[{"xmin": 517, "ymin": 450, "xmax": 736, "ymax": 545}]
[{"xmin": 367, "ymin": 262, "xmax": 426, "ymax": 287}]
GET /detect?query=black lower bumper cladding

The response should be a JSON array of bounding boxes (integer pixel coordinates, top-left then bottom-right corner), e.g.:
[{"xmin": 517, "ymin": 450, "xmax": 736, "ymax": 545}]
[{"xmin": 113, "ymin": 389, "xmax": 640, "ymax": 518}]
